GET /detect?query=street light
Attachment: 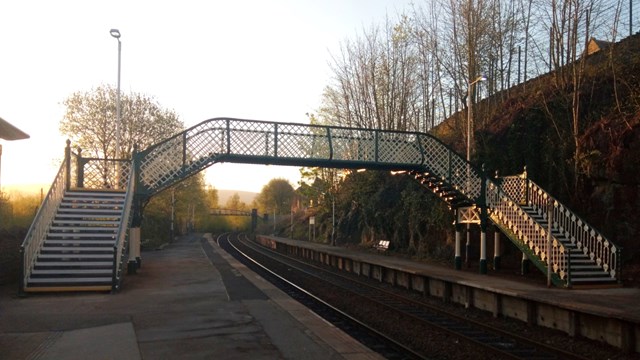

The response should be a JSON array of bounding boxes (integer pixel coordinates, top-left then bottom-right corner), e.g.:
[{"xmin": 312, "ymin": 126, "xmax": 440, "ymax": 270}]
[
  {"xmin": 466, "ymin": 75, "xmax": 486, "ymax": 162},
  {"xmin": 464, "ymin": 74, "xmax": 486, "ymax": 267},
  {"xmin": 110, "ymin": 29, "xmax": 121, "ymax": 162}
]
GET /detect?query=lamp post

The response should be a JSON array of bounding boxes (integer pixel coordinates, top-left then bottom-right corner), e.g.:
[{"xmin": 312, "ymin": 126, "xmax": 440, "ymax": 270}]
[
  {"xmin": 464, "ymin": 74, "xmax": 486, "ymax": 268},
  {"xmin": 110, "ymin": 29, "xmax": 122, "ymax": 162}
]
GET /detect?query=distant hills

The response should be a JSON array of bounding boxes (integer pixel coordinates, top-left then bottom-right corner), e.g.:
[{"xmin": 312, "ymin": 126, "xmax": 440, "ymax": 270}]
[{"xmin": 217, "ymin": 189, "xmax": 258, "ymax": 206}]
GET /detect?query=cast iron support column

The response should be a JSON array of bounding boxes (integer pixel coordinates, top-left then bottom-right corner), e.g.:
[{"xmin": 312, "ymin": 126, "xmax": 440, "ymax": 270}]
[
  {"xmin": 479, "ymin": 164, "xmax": 488, "ymax": 274},
  {"xmin": 128, "ymin": 146, "xmax": 142, "ymax": 274},
  {"xmin": 455, "ymin": 220, "xmax": 462, "ymax": 270},
  {"xmin": 521, "ymin": 252, "xmax": 530, "ymax": 275},
  {"xmin": 493, "ymin": 230, "xmax": 501, "ymax": 270}
]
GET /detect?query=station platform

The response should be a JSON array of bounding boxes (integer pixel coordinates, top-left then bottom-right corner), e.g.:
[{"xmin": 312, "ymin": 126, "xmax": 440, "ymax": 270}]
[
  {"xmin": 0, "ymin": 234, "xmax": 382, "ymax": 360},
  {"xmin": 257, "ymin": 235, "xmax": 640, "ymax": 354}
]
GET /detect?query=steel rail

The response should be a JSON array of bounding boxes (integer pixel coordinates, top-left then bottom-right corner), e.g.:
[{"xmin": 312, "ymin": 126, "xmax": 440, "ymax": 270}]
[
  {"xmin": 237, "ymin": 235, "xmax": 589, "ymax": 360},
  {"xmin": 216, "ymin": 233, "xmax": 425, "ymax": 360}
]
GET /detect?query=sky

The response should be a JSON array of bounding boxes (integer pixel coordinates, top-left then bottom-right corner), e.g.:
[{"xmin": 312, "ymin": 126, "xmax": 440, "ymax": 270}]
[{"xmin": 0, "ymin": 0, "xmax": 414, "ymax": 194}]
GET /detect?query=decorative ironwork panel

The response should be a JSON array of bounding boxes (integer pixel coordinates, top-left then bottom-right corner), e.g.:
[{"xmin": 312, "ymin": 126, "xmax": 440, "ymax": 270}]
[
  {"xmin": 140, "ymin": 136, "xmax": 184, "ymax": 190},
  {"xmin": 376, "ymin": 132, "xmax": 422, "ymax": 165},
  {"xmin": 417, "ymin": 135, "xmax": 481, "ymax": 200},
  {"xmin": 184, "ymin": 119, "xmax": 226, "ymax": 170},
  {"xmin": 457, "ymin": 206, "xmax": 480, "ymax": 224},
  {"xmin": 278, "ymin": 123, "xmax": 330, "ymax": 159},
  {"xmin": 330, "ymin": 127, "xmax": 375, "ymax": 162},
  {"xmin": 500, "ymin": 175, "xmax": 527, "ymax": 204},
  {"xmin": 228, "ymin": 119, "xmax": 275, "ymax": 157},
  {"xmin": 81, "ymin": 159, "xmax": 131, "ymax": 190}
]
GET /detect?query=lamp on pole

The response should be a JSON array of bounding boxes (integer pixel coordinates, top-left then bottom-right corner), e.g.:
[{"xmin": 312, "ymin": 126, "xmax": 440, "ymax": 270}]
[
  {"xmin": 466, "ymin": 75, "xmax": 486, "ymax": 163},
  {"xmin": 110, "ymin": 29, "xmax": 122, "ymax": 162},
  {"xmin": 464, "ymin": 74, "xmax": 486, "ymax": 267}
]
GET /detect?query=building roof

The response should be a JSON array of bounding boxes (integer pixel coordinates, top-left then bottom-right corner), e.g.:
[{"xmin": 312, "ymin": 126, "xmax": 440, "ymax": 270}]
[{"xmin": 0, "ymin": 116, "xmax": 30, "ymax": 140}]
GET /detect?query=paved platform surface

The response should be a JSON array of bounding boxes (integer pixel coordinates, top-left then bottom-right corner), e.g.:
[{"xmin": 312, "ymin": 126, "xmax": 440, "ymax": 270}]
[
  {"xmin": 0, "ymin": 234, "xmax": 382, "ymax": 360},
  {"xmin": 266, "ymin": 236, "xmax": 640, "ymax": 324}
]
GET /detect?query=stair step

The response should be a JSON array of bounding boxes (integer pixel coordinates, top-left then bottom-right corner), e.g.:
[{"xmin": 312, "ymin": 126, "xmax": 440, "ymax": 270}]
[
  {"xmin": 53, "ymin": 219, "xmax": 119, "ymax": 224},
  {"xmin": 34, "ymin": 261, "xmax": 113, "ymax": 267},
  {"xmin": 50, "ymin": 226, "xmax": 118, "ymax": 232},
  {"xmin": 32, "ymin": 269, "xmax": 113, "ymax": 275},
  {"xmin": 570, "ymin": 271, "xmax": 610, "ymax": 276},
  {"xmin": 45, "ymin": 239, "xmax": 115, "ymax": 245},
  {"xmin": 570, "ymin": 277, "xmax": 616, "ymax": 283},
  {"xmin": 65, "ymin": 192, "xmax": 125, "ymax": 198},
  {"xmin": 47, "ymin": 233, "xmax": 117, "ymax": 239},
  {"xmin": 41, "ymin": 246, "xmax": 114, "ymax": 252},
  {"xmin": 55, "ymin": 213, "xmax": 121, "ymax": 219},
  {"xmin": 38, "ymin": 254, "xmax": 114, "ymax": 259},
  {"xmin": 60, "ymin": 203, "xmax": 123, "ymax": 209},
  {"xmin": 28, "ymin": 277, "xmax": 112, "ymax": 284}
]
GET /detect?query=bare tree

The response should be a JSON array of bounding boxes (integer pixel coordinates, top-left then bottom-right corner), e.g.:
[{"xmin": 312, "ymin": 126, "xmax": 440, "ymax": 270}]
[{"xmin": 60, "ymin": 85, "xmax": 183, "ymax": 158}]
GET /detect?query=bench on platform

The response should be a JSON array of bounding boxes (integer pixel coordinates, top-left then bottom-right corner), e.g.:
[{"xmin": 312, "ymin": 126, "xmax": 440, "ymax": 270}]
[{"xmin": 374, "ymin": 240, "xmax": 390, "ymax": 252}]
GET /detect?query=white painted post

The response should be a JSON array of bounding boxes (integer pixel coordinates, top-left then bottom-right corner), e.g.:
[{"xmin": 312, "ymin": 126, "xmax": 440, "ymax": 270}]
[
  {"xmin": 455, "ymin": 225, "xmax": 462, "ymax": 270},
  {"xmin": 480, "ymin": 230, "xmax": 487, "ymax": 274},
  {"xmin": 493, "ymin": 231, "xmax": 501, "ymax": 270},
  {"xmin": 547, "ymin": 198, "xmax": 553, "ymax": 287}
]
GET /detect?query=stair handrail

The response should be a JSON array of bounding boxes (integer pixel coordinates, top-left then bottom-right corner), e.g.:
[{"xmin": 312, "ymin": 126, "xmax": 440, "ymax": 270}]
[
  {"xmin": 485, "ymin": 179, "xmax": 571, "ymax": 286},
  {"xmin": 19, "ymin": 146, "xmax": 75, "ymax": 293},
  {"xmin": 526, "ymin": 179, "xmax": 620, "ymax": 280},
  {"xmin": 112, "ymin": 163, "xmax": 135, "ymax": 292}
]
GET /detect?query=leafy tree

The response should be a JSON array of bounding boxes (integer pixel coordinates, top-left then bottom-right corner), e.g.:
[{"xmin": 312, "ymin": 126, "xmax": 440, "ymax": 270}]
[
  {"xmin": 225, "ymin": 193, "xmax": 247, "ymax": 210},
  {"xmin": 256, "ymin": 178, "xmax": 294, "ymax": 214},
  {"xmin": 60, "ymin": 85, "xmax": 183, "ymax": 158}
]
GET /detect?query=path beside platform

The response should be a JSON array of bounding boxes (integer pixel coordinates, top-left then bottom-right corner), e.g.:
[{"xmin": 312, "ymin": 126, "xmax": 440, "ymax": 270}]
[{"xmin": 0, "ymin": 234, "xmax": 380, "ymax": 360}]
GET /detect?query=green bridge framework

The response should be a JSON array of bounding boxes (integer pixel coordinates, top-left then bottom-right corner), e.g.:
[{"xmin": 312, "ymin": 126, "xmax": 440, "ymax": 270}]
[{"xmin": 21, "ymin": 117, "xmax": 621, "ymax": 292}]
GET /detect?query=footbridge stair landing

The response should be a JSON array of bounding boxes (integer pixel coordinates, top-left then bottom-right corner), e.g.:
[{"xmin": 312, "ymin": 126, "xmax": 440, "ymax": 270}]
[{"xmin": 20, "ymin": 117, "xmax": 620, "ymax": 292}]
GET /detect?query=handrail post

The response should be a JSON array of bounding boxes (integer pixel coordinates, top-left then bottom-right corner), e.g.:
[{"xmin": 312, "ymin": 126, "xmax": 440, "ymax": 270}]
[
  {"xmin": 77, "ymin": 147, "xmax": 84, "ymax": 188},
  {"xmin": 225, "ymin": 119, "xmax": 231, "ymax": 154},
  {"xmin": 547, "ymin": 198, "xmax": 553, "ymax": 287},
  {"xmin": 567, "ymin": 248, "xmax": 572, "ymax": 288},
  {"xmin": 65, "ymin": 139, "xmax": 71, "ymax": 191},
  {"xmin": 326, "ymin": 127, "xmax": 333, "ymax": 160},
  {"xmin": 523, "ymin": 165, "xmax": 529, "ymax": 206},
  {"xmin": 274, "ymin": 123, "xmax": 278, "ymax": 157},
  {"xmin": 374, "ymin": 130, "xmax": 379, "ymax": 162}
]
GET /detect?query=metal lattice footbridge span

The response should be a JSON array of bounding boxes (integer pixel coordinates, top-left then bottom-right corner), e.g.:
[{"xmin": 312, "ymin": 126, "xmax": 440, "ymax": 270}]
[{"xmin": 20, "ymin": 117, "xmax": 621, "ymax": 293}]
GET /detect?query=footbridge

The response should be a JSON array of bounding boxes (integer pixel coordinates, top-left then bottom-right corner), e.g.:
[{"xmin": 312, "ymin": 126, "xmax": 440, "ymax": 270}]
[{"xmin": 20, "ymin": 117, "xmax": 621, "ymax": 293}]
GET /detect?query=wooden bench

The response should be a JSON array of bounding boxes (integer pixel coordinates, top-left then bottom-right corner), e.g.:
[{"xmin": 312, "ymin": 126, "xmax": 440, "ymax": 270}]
[{"xmin": 374, "ymin": 240, "xmax": 390, "ymax": 252}]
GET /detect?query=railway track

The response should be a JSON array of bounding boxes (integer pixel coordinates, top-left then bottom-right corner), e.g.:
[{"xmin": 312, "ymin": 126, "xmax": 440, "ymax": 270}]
[{"xmin": 218, "ymin": 233, "xmax": 589, "ymax": 360}]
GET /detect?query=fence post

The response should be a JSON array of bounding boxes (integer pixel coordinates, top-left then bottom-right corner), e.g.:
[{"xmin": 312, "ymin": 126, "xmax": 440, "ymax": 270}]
[
  {"xmin": 77, "ymin": 147, "xmax": 84, "ymax": 188},
  {"xmin": 65, "ymin": 140, "xmax": 71, "ymax": 191}
]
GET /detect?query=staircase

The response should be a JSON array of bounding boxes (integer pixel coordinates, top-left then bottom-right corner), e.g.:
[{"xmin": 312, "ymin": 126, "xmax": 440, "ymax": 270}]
[
  {"xmin": 522, "ymin": 204, "xmax": 615, "ymax": 286},
  {"xmin": 407, "ymin": 165, "xmax": 620, "ymax": 287},
  {"xmin": 23, "ymin": 190, "xmax": 125, "ymax": 292}
]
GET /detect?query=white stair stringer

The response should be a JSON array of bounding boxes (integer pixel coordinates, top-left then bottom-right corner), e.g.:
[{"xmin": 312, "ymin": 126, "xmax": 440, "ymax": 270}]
[{"xmin": 25, "ymin": 190, "xmax": 126, "ymax": 292}]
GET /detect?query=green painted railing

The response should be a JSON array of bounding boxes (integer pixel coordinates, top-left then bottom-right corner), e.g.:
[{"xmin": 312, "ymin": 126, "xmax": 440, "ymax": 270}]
[{"xmin": 135, "ymin": 117, "xmax": 483, "ymax": 201}]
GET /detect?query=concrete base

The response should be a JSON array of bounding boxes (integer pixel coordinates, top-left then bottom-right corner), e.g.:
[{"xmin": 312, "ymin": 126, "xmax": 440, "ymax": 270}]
[
  {"xmin": 454, "ymin": 256, "xmax": 462, "ymax": 270},
  {"xmin": 521, "ymin": 259, "xmax": 530, "ymax": 275},
  {"xmin": 127, "ymin": 260, "xmax": 137, "ymax": 275},
  {"xmin": 479, "ymin": 259, "xmax": 487, "ymax": 274},
  {"xmin": 493, "ymin": 255, "xmax": 501, "ymax": 271}
]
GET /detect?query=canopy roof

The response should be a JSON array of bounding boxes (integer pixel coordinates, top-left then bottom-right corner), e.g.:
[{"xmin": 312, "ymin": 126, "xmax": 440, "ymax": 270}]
[{"xmin": 0, "ymin": 116, "xmax": 29, "ymax": 140}]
